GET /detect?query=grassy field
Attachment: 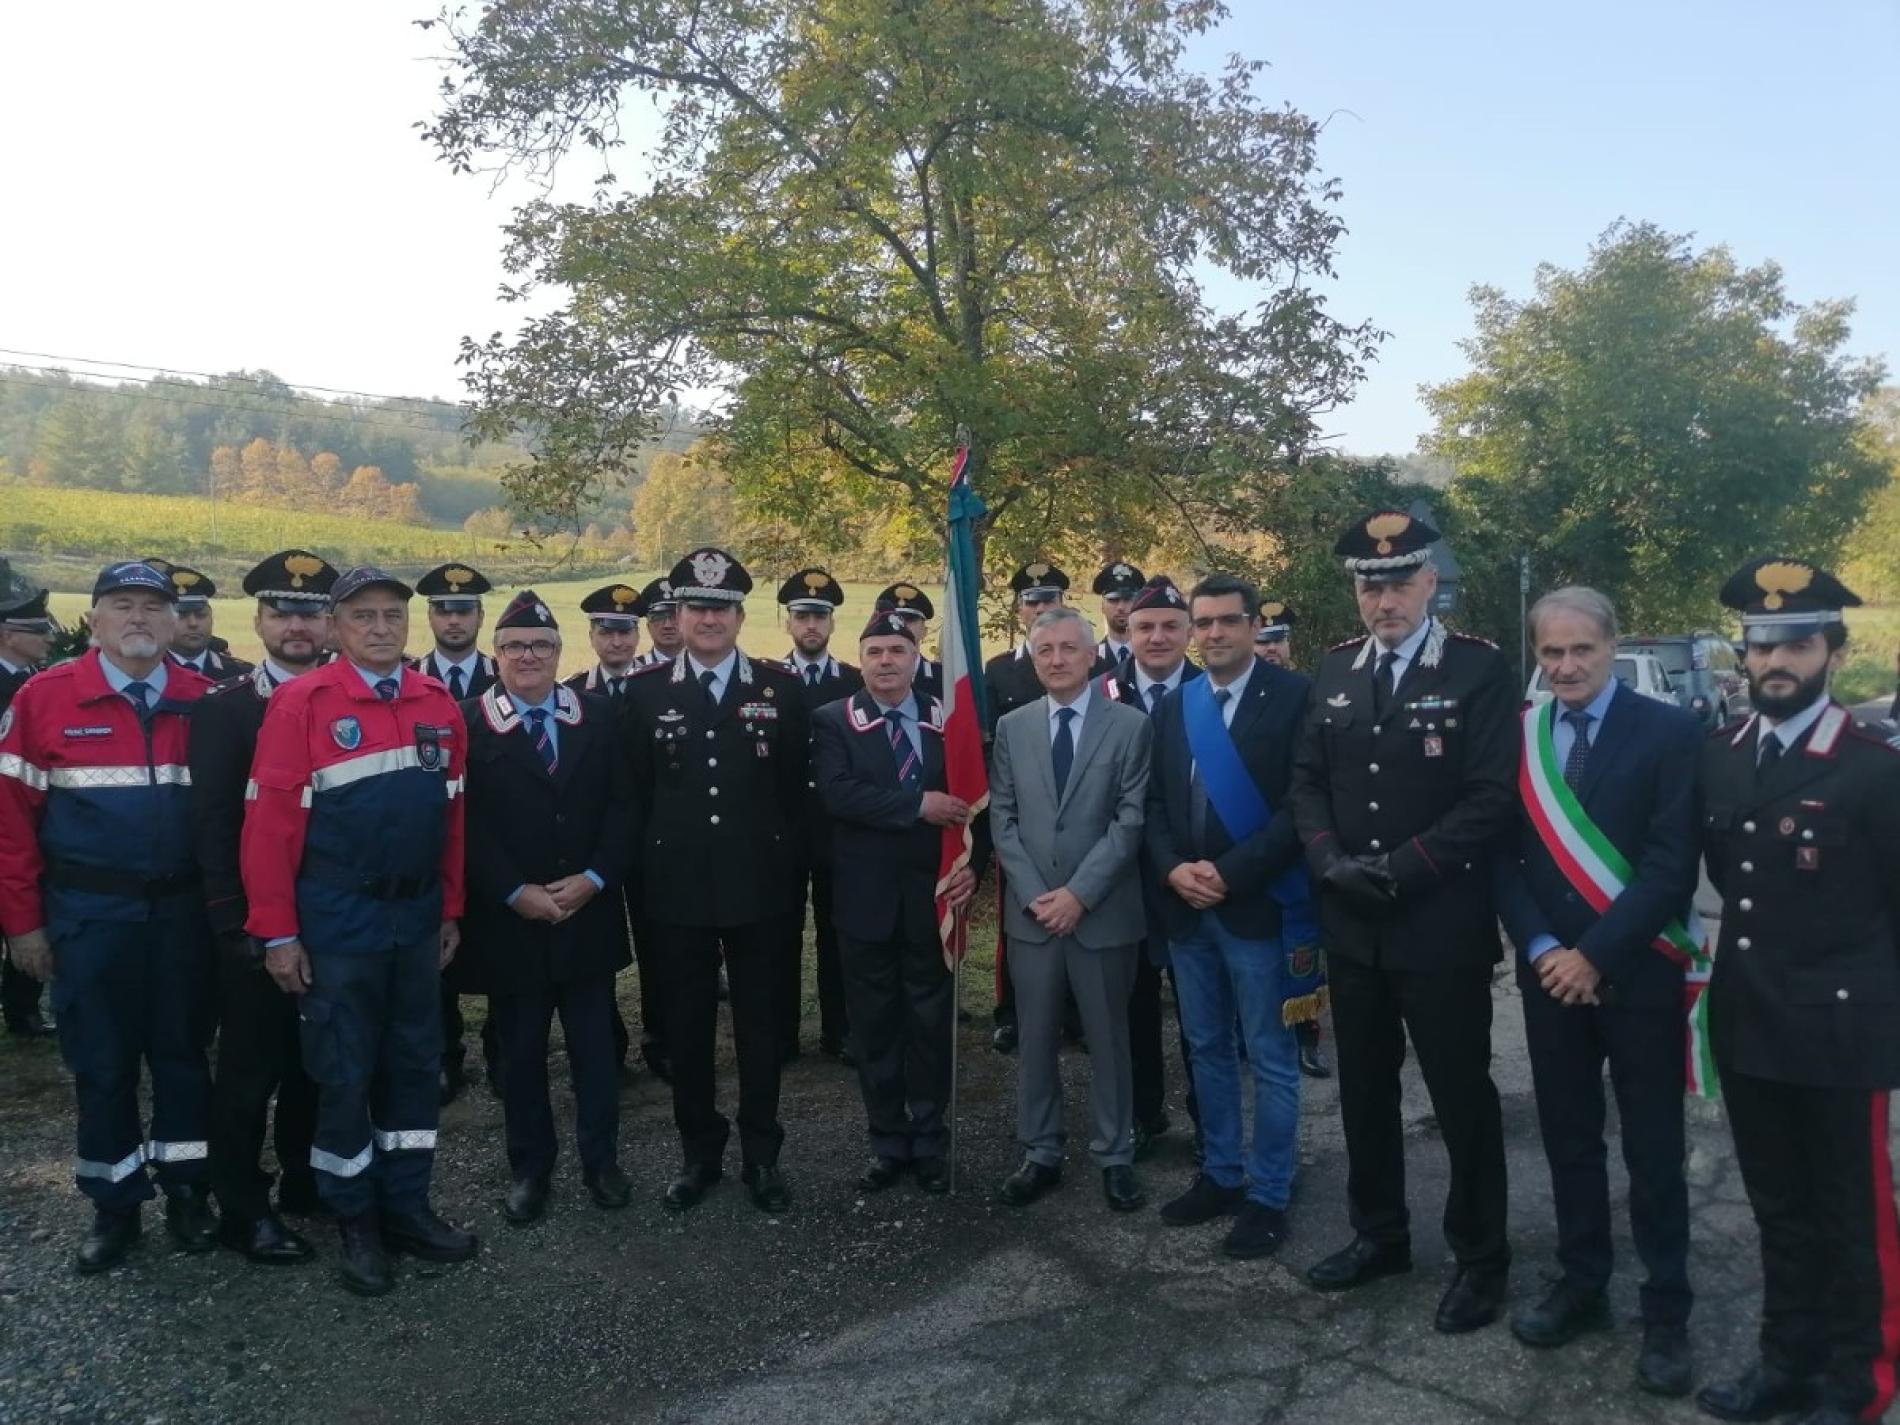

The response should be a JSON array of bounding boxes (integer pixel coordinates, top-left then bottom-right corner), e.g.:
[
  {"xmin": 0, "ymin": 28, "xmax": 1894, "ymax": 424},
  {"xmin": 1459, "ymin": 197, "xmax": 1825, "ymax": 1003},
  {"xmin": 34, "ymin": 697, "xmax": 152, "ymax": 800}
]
[
  {"xmin": 1838, "ymin": 604, "xmax": 1900, "ymax": 705},
  {"xmin": 1, "ymin": 485, "xmax": 623, "ymax": 590},
  {"xmin": 45, "ymin": 577, "xmax": 958, "ymax": 681}
]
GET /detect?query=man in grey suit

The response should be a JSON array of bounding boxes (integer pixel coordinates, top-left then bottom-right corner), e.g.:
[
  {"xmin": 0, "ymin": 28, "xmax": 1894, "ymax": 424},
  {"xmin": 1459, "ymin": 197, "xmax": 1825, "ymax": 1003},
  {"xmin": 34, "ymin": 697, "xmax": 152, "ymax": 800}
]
[{"xmin": 989, "ymin": 606, "xmax": 1154, "ymax": 1212}]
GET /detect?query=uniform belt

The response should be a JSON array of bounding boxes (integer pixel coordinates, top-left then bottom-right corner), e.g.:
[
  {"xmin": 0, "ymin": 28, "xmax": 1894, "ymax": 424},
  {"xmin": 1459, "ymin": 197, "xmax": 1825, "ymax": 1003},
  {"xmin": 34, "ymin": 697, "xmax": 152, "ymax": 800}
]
[
  {"xmin": 43, "ymin": 861, "xmax": 200, "ymax": 899},
  {"xmin": 302, "ymin": 858, "xmax": 438, "ymax": 901}
]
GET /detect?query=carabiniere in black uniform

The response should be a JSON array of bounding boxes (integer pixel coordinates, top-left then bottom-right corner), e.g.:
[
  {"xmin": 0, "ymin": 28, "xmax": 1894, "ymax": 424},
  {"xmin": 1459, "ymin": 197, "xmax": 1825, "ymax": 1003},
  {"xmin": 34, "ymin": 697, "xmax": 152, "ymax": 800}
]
[
  {"xmin": 1694, "ymin": 557, "xmax": 1900, "ymax": 1425},
  {"xmin": 188, "ymin": 549, "xmax": 341, "ymax": 1262},
  {"xmin": 1291, "ymin": 510, "xmax": 1519, "ymax": 1332},
  {"xmin": 621, "ymin": 547, "xmax": 810, "ymax": 1213}
]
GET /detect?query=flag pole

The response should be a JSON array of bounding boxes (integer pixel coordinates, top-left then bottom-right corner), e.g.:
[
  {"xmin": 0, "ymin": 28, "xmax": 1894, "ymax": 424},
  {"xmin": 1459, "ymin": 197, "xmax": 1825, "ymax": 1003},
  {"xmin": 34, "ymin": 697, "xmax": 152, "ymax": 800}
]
[{"xmin": 949, "ymin": 909, "xmax": 962, "ymax": 1195}]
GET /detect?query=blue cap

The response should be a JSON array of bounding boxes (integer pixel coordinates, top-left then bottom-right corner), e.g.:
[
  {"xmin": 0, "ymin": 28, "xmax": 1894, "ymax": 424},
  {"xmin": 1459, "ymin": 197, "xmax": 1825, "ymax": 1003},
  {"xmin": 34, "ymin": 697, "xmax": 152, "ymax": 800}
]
[
  {"xmin": 331, "ymin": 565, "xmax": 414, "ymax": 603},
  {"xmin": 92, "ymin": 560, "xmax": 179, "ymax": 604}
]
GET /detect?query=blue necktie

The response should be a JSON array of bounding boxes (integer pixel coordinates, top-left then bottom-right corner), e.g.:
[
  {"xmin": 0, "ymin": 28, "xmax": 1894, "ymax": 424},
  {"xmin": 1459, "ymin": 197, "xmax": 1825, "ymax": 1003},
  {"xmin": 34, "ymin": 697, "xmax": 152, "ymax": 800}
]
[
  {"xmin": 124, "ymin": 680, "xmax": 152, "ymax": 721},
  {"xmin": 806, "ymin": 664, "xmax": 822, "ymax": 688},
  {"xmin": 886, "ymin": 708, "xmax": 921, "ymax": 789},
  {"xmin": 700, "ymin": 668, "xmax": 719, "ymax": 706},
  {"xmin": 447, "ymin": 665, "xmax": 466, "ymax": 700},
  {"xmin": 375, "ymin": 678, "xmax": 398, "ymax": 703},
  {"xmin": 1147, "ymin": 683, "xmax": 1165, "ymax": 715},
  {"xmin": 1052, "ymin": 707, "xmax": 1077, "ymax": 799},
  {"xmin": 527, "ymin": 707, "xmax": 558, "ymax": 774},
  {"xmin": 1562, "ymin": 708, "xmax": 1592, "ymax": 790}
]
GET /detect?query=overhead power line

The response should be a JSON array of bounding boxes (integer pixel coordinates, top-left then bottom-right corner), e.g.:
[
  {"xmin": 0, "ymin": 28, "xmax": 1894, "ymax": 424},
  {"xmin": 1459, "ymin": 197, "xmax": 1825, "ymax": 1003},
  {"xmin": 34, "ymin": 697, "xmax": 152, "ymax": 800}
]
[
  {"xmin": 0, "ymin": 372, "xmax": 477, "ymax": 439},
  {"xmin": 0, "ymin": 345, "xmax": 469, "ymax": 412}
]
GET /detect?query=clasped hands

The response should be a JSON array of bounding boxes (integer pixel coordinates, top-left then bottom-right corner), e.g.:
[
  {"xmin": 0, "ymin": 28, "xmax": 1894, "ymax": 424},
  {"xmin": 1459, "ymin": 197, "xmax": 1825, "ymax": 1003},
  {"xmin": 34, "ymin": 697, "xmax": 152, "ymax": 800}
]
[
  {"xmin": 1320, "ymin": 853, "xmax": 1399, "ymax": 908},
  {"xmin": 1166, "ymin": 860, "xmax": 1228, "ymax": 910},
  {"xmin": 1535, "ymin": 947, "xmax": 1602, "ymax": 1006},
  {"xmin": 513, "ymin": 875, "xmax": 600, "ymax": 925}
]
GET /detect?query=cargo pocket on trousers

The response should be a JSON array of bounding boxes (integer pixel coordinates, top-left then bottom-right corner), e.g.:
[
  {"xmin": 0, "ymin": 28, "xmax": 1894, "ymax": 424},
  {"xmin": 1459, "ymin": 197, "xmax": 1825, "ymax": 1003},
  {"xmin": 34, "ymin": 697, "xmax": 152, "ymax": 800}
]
[{"xmin": 296, "ymin": 995, "xmax": 349, "ymax": 1087}]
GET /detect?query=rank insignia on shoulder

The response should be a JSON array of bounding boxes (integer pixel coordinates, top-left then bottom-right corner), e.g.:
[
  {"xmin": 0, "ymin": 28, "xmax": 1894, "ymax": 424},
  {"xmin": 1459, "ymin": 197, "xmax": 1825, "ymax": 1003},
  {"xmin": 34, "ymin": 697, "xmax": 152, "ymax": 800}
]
[{"xmin": 332, "ymin": 717, "xmax": 362, "ymax": 751}]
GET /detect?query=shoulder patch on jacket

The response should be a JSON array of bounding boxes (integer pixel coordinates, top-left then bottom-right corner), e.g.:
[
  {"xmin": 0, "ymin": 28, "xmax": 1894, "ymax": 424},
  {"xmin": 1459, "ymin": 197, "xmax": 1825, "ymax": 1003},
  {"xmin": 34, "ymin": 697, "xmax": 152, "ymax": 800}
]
[
  {"xmin": 1447, "ymin": 630, "xmax": 1499, "ymax": 649},
  {"xmin": 1328, "ymin": 634, "xmax": 1368, "ymax": 652}
]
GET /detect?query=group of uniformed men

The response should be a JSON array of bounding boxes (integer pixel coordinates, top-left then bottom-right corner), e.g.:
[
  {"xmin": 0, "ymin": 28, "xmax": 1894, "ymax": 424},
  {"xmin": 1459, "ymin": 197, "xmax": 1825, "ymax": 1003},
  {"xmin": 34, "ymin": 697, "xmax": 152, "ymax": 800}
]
[{"xmin": 0, "ymin": 511, "xmax": 1895, "ymax": 1425}]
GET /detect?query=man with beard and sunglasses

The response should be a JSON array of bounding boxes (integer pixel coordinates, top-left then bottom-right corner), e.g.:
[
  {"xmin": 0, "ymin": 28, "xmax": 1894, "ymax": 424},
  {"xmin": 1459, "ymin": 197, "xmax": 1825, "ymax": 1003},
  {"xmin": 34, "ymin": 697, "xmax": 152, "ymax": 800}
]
[{"xmin": 1693, "ymin": 558, "xmax": 1900, "ymax": 1425}]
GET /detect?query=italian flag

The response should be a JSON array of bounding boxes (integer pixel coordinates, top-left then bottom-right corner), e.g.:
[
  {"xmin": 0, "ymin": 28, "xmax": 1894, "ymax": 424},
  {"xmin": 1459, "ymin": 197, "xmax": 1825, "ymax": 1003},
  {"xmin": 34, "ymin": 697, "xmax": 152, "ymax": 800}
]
[
  {"xmin": 1519, "ymin": 703, "xmax": 1718, "ymax": 1098},
  {"xmin": 934, "ymin": 445, "xmax": 990, "ymax": 969}
]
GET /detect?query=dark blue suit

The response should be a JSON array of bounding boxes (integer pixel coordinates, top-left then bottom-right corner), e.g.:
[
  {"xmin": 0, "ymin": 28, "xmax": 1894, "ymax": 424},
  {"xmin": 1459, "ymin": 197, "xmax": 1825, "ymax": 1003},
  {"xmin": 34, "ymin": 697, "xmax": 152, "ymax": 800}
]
[{"xmin": 1495, "ymin": 681, "xmax": 1702, "ymax": 1325}]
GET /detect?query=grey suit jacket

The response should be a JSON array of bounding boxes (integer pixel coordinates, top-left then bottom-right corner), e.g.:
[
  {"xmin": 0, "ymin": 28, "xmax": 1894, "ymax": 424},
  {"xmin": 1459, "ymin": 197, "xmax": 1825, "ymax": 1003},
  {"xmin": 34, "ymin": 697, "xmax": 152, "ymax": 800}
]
[{"xmin": 990, "ymin": 691, "xmax": 1152, "ymax": 949}]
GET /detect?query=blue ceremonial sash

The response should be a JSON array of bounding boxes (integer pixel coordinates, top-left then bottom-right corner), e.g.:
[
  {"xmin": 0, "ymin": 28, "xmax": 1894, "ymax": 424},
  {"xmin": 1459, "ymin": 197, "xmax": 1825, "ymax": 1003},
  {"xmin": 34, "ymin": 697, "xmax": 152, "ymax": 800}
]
[{"xmin": 1181, "ymin": 674, "xmax": 1326, "ymax": 1024}]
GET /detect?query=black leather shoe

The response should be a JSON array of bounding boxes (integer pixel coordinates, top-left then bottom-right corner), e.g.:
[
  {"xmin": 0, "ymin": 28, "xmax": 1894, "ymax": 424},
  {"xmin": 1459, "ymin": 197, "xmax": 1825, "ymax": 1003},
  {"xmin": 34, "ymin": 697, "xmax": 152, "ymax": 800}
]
[
  {"xmin": 742, "ymin": 1163, "xmax": 791, "ymax": 1213},
  {"xmin": 664, "ymin": 1162, "xmax": 722, "ymax": 1211},
  {"xmin": 276, "ymin": 1176, "xmax": 324, "ymax": 1217},
  {"xmin": 438, "ymin": 1062, "xmax": 466, "ymax": 1106},
  {"xmin": 1306, "ymin": 1236, "xmax": 1413, "ymax": 1292},
  {"xmin": 1102, "ymin": 1165, "xmax": 1146, "ymax": 1212},
  {"xmin": 857, "ymin": 1155, "xmax": 905, "ymax": 1192},
  {"xmin": 163, "ymin": 1184, "xmax": 217, "ymax": 1253},
  {"xmin": 912, "ymin": 1156, "xmax": 950, "ymax": 1195},
  {"xmin": 503, "ymin": 1176, "xmax": 550, "ymax": 1226},
  {"xmin": 1223, "ymin": 1201, "xmax": 1289, "ymax": 1258},
  {"xmin": 75, "ymin": 1208, "xmax": 140, "ymax": 1274},
  {"xmin": 5, "ymin": 1011, "xmax": 54, "ymax": 1038},
  {"xmin": 218, "ymin": 1211, "xmax": 314, "ymax": 1264},
  {"xmin": 1132, "ymin": 1112, "xmax": 1171, "ymax": 1162},
  {"xmin": 1695, "ymin": 1363, "xmax": 1817, "ymax": 1422},
  {"xmin": 1636, "ymin": 1323, "xmax": 1693, "ymax": 1398},
  {"xmin": 819, "ymin": 1037, "xmax": 858, "ymax": 1069},
  {"xmin": 1510, "ymin": 1279, "xmax": 1610, "ymax": 1348},
  {"xmin": 382, "ymin": 1207, "xmax": 478, "ymax": 1262},
  {"xmin": 996, "ymin": 1159, "xmax": 1061, "ymax": 1207},
  {"xmin": 337, "ymin": 1212, "xmax": 393, "ymax": 1297},
  {"xmin": 1159, "ymin": 1173, "xmax": 1246, "ymax": 1225},
  {"xmin": 1435, "ymin": 1264, "xmax": 1509, "ymax": 1334},
  {"xmin": 583, "ymin": 1163, "xmax": 632, "ymax": 1210},
  {"xmin": 991, "ymin": 1022, "xmax": 1018, "ymax": 1054},
  {"xmin": 1298, "ymin": 1043, "xmax": 1332, "ymax": 1078}
]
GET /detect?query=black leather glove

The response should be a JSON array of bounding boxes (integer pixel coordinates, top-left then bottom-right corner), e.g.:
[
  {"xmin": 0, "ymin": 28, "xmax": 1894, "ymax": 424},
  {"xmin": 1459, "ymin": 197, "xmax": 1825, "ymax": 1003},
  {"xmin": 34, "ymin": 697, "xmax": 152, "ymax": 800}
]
[
  {"xmin": 1356, "ymin": 853, "xmax": 1397, "ymax": 897},
  {"xmin": 1320, "ymin": 854, "xmax": 1398, "ymax": 909}
]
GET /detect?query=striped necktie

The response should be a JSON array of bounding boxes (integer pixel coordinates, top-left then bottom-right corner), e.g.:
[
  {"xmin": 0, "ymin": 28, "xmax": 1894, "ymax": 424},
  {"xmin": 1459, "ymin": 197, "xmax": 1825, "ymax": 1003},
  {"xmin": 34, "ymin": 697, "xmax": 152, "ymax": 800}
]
[
  {"xmin": 886, "ymin": 708, "xmax": 920, "ymax": 789},
  {"xmin": 527, "ymin": 707, "xmax": 558, "ymax": 774}
]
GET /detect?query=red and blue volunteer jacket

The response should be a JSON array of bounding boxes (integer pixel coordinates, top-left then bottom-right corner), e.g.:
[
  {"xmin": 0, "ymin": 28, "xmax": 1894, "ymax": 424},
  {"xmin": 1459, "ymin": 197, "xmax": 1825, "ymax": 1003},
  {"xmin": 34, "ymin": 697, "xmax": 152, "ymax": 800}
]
[
  {"xmin": 241, "ymin": 659, "xmax": 466, "ymax": 954},
  {"xmin": 0, "ymin": 649, "xmax": 211, "ymax": 935}
]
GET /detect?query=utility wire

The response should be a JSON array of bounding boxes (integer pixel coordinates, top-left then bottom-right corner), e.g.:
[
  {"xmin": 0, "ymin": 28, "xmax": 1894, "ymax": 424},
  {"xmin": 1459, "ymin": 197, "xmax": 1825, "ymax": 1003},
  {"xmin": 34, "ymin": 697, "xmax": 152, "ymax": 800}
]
[
  {"xmin": 0, "ymin": 345, "xmax": 467, "ymax": 411},
  {"xmin": 0, "ymin": 372, "xmax": 477, "ymax": 439}
]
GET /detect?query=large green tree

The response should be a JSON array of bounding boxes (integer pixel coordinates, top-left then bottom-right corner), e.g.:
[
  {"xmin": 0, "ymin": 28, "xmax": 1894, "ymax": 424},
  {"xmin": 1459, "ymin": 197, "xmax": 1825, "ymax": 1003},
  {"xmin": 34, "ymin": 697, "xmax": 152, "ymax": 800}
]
[
  {"xmin": 422, "ymin": 0, "xmax": 1381, "ymax": 566},
  {"xmin": 1425, "ymin": 221, "xmax": 1886, "ymax": 633}
]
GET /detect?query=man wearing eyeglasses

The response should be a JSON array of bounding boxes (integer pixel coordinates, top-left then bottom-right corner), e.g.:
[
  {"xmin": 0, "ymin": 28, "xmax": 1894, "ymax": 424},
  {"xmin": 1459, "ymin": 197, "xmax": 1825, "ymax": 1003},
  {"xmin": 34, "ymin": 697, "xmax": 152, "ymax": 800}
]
[
  {"xmin": 1291, "ymin": 511, "xmax": 1519, "ymax": 1335},
  {"xmin": 460, "ymin": 593, "xmax": 636, "ymax": 1227}
]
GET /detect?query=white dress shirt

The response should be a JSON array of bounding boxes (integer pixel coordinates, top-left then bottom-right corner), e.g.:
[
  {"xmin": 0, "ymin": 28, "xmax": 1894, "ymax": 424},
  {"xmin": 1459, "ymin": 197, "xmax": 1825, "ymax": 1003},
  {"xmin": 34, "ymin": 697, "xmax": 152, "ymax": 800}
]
[
  {"xmin": 1046, "ymin": 683, "xmax": 1094, "ymax": 743},
  {"xmin": 686, "ymin": 649, "xmax": 740, "ymax": 703}
]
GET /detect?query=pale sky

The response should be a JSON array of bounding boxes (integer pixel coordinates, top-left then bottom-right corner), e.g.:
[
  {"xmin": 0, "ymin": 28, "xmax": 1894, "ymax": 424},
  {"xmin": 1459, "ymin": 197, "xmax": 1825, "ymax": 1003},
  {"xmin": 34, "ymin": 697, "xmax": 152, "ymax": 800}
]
[{"xmin": 1, "ymin": 1, "xmax": 1893, "ymax": 455}]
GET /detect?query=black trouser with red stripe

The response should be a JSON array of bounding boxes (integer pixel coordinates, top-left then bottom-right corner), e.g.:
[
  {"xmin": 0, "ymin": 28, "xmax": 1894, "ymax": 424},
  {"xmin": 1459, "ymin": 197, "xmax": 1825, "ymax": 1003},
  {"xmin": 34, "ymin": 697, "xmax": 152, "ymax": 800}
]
[{"xmin": 1721, "ymin": 1068, "xmax": 1900, "ymax": 1419}]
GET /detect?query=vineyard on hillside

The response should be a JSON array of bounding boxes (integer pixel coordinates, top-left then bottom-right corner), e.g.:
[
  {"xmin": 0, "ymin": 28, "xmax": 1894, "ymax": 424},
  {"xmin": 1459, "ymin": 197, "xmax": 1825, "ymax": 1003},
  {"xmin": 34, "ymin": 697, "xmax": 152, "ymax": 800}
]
[{"xmin": 0, "ymin": 485, "xmax": 626, "ymax": 588}]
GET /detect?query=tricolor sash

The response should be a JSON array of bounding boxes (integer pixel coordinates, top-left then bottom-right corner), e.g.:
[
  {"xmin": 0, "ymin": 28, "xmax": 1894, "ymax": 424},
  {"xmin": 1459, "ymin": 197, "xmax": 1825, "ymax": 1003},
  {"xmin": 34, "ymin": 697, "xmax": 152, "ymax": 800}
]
[
  {"xmin": 1181, "ymin": 676, "xmax": 1324, "ymax": 1025},
  {"xmin": 1518, "ymin": 702, "xmax": 1717, "ymax": 1098}
]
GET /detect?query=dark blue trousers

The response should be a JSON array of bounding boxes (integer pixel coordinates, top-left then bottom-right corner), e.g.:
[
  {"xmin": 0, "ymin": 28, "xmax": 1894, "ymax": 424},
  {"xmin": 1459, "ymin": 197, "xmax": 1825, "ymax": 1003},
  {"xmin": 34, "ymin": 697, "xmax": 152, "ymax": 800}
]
[
  {"xmin": 299, "ymin": 939, "xmax": 440, "ymax": 1217},
  {"xmin": 495, "ymin": 971, "xmax": 618, "ymax": 1181},
  {"xmin": 50, "ymin": 911, "xmax": 212, "ymax": 1210}
]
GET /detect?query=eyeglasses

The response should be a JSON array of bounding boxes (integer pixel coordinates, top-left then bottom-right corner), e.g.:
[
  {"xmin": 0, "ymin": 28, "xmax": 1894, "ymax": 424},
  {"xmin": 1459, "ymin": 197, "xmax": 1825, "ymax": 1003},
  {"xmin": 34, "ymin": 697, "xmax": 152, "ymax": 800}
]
[{"xmin": 496, "ymin": 639, "xmax": 560, "ymax": 660}]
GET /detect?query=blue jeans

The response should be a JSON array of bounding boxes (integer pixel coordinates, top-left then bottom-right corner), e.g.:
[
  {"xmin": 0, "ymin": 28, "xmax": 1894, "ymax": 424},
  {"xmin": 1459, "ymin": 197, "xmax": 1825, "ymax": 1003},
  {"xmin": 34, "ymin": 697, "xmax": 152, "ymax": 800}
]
[{"xmin": 1169, "ymin": 913, "xmax": 1299, "ymax": 1208}]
